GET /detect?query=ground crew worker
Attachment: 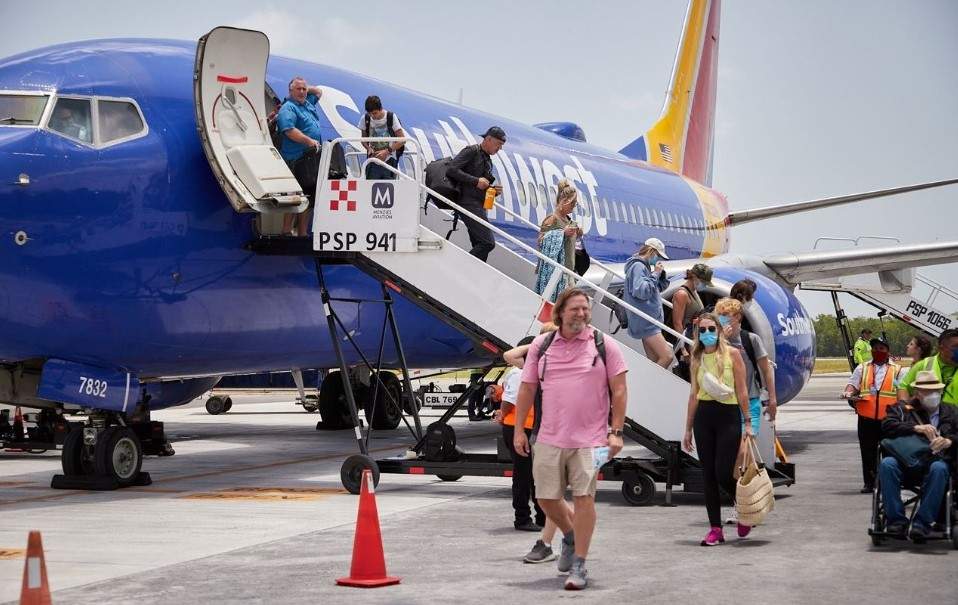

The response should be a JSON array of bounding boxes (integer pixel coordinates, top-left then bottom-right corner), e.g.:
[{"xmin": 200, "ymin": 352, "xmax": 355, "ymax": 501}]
[
  {"xmin": 843, "ymin": 339, "xmax": 906, "ymax": 492},
  {"xmin": 898, "ymin": 328, "xmax": 958, "ymax": 406},
  {"xmin": 852, "ymin": 328, "xmax": 872, "ymax": 366},
  {"xmin": 496, "ymin": 336, "xmax": 546, "ymax": 532}
]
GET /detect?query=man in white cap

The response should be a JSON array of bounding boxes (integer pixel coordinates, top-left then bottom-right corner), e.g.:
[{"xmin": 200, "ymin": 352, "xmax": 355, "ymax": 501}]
[
  {"xmin": 622, "ymin": 237, "xmax": 673, "ymax": 367},
  {"xmin": 879, "ymin": 370, "xmax": 957, "ymax": 542}
]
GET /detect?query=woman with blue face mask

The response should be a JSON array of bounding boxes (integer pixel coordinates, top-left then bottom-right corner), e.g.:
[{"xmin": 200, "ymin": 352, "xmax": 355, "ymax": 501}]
[
  {"xmin": 682, "ymin": 313, "xmax": 754, "ymax": 546},
  {"xmin": 623, "ymin": 238, "xmax": 674, "ymax": 367}
]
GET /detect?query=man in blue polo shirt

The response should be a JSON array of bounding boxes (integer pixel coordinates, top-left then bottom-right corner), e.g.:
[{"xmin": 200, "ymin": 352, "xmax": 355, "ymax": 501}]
[{"xmin": 276, "ymin": 76, "xmax": 324, "ymax": 236}]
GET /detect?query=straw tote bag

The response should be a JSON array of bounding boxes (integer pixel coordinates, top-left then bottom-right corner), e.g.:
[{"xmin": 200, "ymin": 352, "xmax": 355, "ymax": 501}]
[{"xmin": 735, "ymin": 435, "xmax": 774, "ymax": 526}]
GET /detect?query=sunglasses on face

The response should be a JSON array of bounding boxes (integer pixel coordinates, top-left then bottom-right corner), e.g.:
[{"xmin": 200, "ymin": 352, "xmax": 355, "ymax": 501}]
[{"xmin": 698, "ymin": 326, "xmax": 717, "ymax": 334}]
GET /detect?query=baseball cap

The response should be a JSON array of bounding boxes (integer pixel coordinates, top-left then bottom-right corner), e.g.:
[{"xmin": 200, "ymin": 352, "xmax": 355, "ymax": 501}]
[
  {"xmin": 481, "ymin": 126, "xmax": 507, "ymax": 142},
  {"xmin": 644, "ymin": 237, "xmax": 670, "ymax": 260},
  {"xmin": 869, "ymin": 338, "xmax": 889, "ymax": 349}
]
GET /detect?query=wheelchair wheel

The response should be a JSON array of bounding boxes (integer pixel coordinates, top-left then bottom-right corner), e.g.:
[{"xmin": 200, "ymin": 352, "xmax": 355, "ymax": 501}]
[
  {"xmin": 951, "ymin": 520, "xmax": 958, "ymax": 550},
  {"xmin": 869, "ymin": 478, "xmax": 886, "ymax": 545}
]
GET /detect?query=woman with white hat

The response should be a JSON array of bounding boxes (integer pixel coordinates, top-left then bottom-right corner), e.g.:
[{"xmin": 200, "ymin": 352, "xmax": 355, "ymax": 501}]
[{"xmin": 623, "ymin": 237, "xmax": 673, "ymax": 367}]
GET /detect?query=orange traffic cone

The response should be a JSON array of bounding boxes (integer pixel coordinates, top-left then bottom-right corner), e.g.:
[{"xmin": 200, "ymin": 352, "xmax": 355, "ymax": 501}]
[
  {"xmin": 20, "ymin": 531, "xmax": 51, "ymax": 605},
  {"xmin": 13, "ymin": 406, "xmax": 24, "ymax": 441},
  {"xmin": 336, "ymin": 470, "xmax": 400, "ymax": 588}
]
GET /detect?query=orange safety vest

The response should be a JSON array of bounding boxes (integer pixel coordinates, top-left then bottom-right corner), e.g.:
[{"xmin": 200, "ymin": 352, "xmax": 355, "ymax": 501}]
[{"xmin": 856, "ymin": 361, "xmax": 900, "ymax": 420}]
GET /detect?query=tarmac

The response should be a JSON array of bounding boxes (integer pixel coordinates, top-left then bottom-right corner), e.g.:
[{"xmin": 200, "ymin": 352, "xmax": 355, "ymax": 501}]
[{"xmin": 1, "ymin": 375, "xmax": 956, "ymax": 604}]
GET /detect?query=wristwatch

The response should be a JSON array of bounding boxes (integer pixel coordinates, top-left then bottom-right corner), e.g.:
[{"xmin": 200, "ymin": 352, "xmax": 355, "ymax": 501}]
[{"xmin": 608, "ymin": 429, "xmax": 624, "ymax": 437}]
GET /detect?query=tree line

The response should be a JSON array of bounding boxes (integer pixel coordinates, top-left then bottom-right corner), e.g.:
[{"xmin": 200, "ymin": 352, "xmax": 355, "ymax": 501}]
[{"xmin": 812, "ymin": 314, "xmax": 929, "ymax": 358}]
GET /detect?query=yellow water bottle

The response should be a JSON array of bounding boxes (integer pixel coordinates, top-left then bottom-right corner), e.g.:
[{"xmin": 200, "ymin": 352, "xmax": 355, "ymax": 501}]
[{"xmin": 484, "ymin": 185, "xmax": 497, "ymax": 210}]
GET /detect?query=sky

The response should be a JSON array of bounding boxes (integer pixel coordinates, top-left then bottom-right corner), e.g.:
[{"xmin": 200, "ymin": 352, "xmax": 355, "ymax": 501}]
[{"xmin": 2, "ymin": 0, "xmax": 956, "ymax": 318}]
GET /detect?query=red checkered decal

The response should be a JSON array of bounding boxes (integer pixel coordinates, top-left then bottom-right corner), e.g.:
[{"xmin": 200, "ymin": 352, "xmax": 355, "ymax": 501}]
[{"xmin": 329, "ymin": 180, "xmax": 357, "ymax": 212}]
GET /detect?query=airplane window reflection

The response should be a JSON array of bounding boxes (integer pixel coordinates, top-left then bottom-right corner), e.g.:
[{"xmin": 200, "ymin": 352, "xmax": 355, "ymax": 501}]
[
  {"xmin": 49, "ymin": 97, "xmax": 93, "ymax": 143},
  {"xmin": 0, "ymin": 94, "xmax": 48, "ymax": 125},
  {"xmin": 98, "ymin": 100, "xmax": 144, "ymax": 143}
]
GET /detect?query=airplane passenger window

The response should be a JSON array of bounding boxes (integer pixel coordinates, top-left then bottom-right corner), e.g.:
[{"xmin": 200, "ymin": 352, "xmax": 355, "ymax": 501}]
[
  {"xmin": 98, "ymin": 100, "xmax": 145, "ymax": 144},
  {"xmin": 0, "ymin": 94, "xmax": 48, "ymax": 125},
  {"xmin": 515, "ymin": 180, "xmax": 526, "ymax": 206},
  {"xmin": 602, "ymin": 198, "xmax": 610, "ymax": 219},
  {"xmin": 48, "ymin": 97, "xmax": 93, "ymax": 144}
]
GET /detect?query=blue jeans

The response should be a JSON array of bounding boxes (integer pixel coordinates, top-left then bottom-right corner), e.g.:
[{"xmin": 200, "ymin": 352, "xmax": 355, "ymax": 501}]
[
  {"xmin": 879, "ymin": 457, "xmax": 950, "ymax": 528},
  {"xmin": 365, "ymin": 156, "xmax": 397, "ymax": 180}
]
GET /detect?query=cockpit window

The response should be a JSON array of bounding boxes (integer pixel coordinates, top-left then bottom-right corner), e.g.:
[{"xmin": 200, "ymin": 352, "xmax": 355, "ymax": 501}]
[
  {"xmin": 49, "ymin": 97, "xmax": 93, "ymax": 143},
  {"xmin": 97, "ymin": 100, "xmax": 144, "ymax": 143},
  {"xmin": 0, "ymin": 94, "xmax": 49, "ymax": 125}
]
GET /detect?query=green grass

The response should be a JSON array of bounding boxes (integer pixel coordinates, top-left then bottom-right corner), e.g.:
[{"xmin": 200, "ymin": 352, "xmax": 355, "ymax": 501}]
[{"xmin": 813, "ymin": 357, "xmax": 913, "ymax": 374}]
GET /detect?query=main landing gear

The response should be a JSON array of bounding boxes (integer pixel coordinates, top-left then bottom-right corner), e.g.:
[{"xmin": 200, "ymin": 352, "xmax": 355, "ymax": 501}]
[
  {"xmin": 204, "ymin": 395, "xmax": 233, "ymax": 415},
  {"xmin": 52, "ymin": 410, "xmax": 169, "ymax": 490}
]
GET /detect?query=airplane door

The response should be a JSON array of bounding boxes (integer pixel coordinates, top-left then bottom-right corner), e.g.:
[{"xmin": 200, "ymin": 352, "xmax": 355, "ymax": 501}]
[{"xmin": 194, "ymin": 26, "xmax": 308, "ymax": 214}]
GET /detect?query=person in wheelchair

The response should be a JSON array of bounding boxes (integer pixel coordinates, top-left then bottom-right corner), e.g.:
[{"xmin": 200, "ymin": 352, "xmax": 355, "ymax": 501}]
[{"xmin": 879, "ymin": 370, "xmax": 957, "ymax": 542}]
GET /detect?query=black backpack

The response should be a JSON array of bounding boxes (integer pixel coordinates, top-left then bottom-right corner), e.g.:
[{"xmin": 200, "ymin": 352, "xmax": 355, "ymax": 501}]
[
  {"xmin": 363, "ymin": 111, "xmax": 404, "ymax": 161},
  {"xmin": 740, "ymin": 329, "xmax": 765, "ymax": 391},
  {"xmin": 423, "ymin": 157, "xmax": 460, "ymax": 212},
  {"xmin": 531, "ymin": 330, "xmax": 608, "ymax": 437}
]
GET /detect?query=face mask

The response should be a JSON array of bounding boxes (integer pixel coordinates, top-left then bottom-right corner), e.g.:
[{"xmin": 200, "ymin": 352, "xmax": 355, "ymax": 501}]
[
  {"xmin": 920, "ymin": 392, "xmax": 941, "ymax": 411},
  {"xmin": 743, "ymin": 300, "xmax": 756, "ymax": 313},
  {"xmin": 648, "ymin": 254, "xmax": 658, "ymax": 266},
  {"xmin": 871, "ymin": 350, "xmax": 889, "ymax": 365},
  {"xmin": 718, "ymin": 315, "xmax": 731, "ymax": 327},
  {"xmin": 695, "ymin": 282, "xmax": 706, "ymax": 292},
  {"xmin": 700, "ymin": 332, "xmax": 718, "ymax": 347},
  {"xmin": 951, "ymin": 346, "xmax": 958, "ymax": 364}
]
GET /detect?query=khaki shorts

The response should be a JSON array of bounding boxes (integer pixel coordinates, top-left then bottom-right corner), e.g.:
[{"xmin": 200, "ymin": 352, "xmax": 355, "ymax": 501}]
[{"xmin": 532, "ymin": 442, "xmax": 599, "ymax": 499}]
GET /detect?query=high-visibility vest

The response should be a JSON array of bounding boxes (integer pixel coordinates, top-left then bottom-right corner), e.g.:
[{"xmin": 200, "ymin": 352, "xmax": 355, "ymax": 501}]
[
  {"xmin": 856, "ymin": 361, "xmax": 900, "ymax": 420},
  {"xmin": 904, "ymin": 355, "xmax": 958, "ymax": 406}
]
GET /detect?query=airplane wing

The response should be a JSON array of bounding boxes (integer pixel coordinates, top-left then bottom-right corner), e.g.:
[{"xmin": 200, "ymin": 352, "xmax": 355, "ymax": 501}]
[
  {"xmin": 726, "ymin": 178, "xmax": 958, "ymax": 227},
  {"xmin": 763, "ymin": 241, "xmax": 958, "ymax": 284}
]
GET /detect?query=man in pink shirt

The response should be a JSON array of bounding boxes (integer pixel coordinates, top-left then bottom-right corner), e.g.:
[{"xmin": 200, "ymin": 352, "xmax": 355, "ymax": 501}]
[{"xmin": 513, "ymin": 288, "xmax": 628, "ymax": 591}]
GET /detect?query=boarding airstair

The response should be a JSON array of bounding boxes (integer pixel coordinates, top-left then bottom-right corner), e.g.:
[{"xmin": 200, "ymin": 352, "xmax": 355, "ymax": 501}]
[{"xmin": 800, "ymin": 237, "xmax": 957, "ymax": 368}]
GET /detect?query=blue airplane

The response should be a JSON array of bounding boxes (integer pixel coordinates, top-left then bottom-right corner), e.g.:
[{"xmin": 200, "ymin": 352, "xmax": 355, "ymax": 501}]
[{"xmin": 1, "ymin": 0, "xmax": 956, "ymax": 486}]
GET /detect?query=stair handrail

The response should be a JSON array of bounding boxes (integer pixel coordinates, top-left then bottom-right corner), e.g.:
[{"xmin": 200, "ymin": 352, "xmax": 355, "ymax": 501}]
[{"xmin": 317, "ymin": 138, "xmax": 693, "ymax": 346}]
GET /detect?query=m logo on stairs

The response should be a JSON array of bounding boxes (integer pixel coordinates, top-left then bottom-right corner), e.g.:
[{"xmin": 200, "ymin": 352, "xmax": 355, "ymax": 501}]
[{"xmin": 371, "ymin": 182, "xmax": 394, "ymax": 209}]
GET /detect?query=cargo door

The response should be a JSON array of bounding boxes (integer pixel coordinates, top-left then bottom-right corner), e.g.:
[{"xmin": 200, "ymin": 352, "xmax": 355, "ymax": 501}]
[{"xmin": 194, "ymin": 26, "xmax": 307, "ymax": 213}]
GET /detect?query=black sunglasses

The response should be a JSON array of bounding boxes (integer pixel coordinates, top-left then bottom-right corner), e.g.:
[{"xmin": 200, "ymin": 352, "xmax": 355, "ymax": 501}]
[{"xmin": 698, "ymin": 326, "xmax": 717, "ymax": 334}]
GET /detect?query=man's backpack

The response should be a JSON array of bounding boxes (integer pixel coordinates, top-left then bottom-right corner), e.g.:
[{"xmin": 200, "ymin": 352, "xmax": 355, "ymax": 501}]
[
  {"xmin": 424, "ymin": 157, "xmax": 460, "ymax": 212},
  {"xmin": 363, "ymin": 111, "xmax": 404, "ymax": 161},
  {"xmin": 607, "ymin": 285, "xmax": 629, "ymax": 334},
  {"xmin": 740, "ymin": 329, "xmax": 765, "ymax": 392}
]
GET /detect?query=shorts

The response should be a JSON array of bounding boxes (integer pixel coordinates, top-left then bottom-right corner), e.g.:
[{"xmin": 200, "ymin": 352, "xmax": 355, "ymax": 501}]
[
  {"xmin": 532, "ymin": 442, "xmax": 599, "ymax": 499},
  {"xmin": 740, "ymin": 397, "xmax": 761, "ymax": 435}
]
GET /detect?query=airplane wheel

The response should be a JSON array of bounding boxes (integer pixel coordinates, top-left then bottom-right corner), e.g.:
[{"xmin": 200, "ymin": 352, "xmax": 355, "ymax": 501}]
[
  {"xmin": 61, "ymin": 427, "xmax": 93, "ymax": 476},
  {"xmin": 223, "ymin": 396, "xmax": 233, "ymax": 412},
  {"xmin": 319, "ymin": 372, "xmax": 352, "ymax": 429},
  {"xmin": 621, "ymin": 472, "xmax": 656, "ymax": 506},
  {"xmin": 94, "ymin": 427, "xmax": 143, "ymax": 486},
  {"xmin": 302, "ymin": 394, "xmax": 320, "ymax": 413},
  {"xmin": 436, "ymin": 474, "xmax": 462, "ymax": 482},
  {"xmin": 366, "ymin": 372, "xmax": 402, "ymax": 430},
  {"xmin": 205, "ymin": 396, "xmax": 228, "ymax": 415},
  {"xmin": 341, "ymin": 454, "xmax": 380, "ymax": 494}
]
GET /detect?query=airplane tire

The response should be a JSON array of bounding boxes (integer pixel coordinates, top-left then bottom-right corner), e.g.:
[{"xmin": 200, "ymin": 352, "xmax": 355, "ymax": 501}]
[
  {"xmin": 341, "ymin": 454, "xmax": 380, "ymax": 495},
  {"xmin": 436, "ymin": 474, "xmax": 462, "ymax": 482},
  {"xmin": 366, "ymin": 372, "xmax": 403, "ymax": 430},
  {"xmin": 205, "ymin": 396, "xmax": 228, "ymax": 415},
  {"xmin": 61, "ymin": 427, "xmax": 92, "ymax": 476},
  {"xmin": 94, "ymin": 427, "xmax": 143, "ymax": 486},
  {"xmin": 223, "ymin": 397, "xmax": 233, "ymax": 412},
  {"xmin": 319, "ymin": 371, "xmax": 352, "ymax": 429},
  {"xmin": 621, "ymin": 472, "xmax": 656, "ymax": 506},
  {"xmin": 302, "ymin": 394, "xmax": 320, "ymax": 413}
]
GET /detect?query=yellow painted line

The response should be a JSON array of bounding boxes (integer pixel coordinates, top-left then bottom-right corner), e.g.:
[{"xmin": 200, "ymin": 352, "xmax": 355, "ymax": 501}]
[
  {"xmin": 0, "ymin": 548, "xmax": 25, "ymax": 560},
  {"xmin": 0, "ymin": 481, "xmax": 34, "ymax": 488}
]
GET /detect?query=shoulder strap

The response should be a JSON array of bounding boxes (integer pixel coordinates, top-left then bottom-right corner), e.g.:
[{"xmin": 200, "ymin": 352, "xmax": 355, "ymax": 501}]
[
  {"xmin": 594, "ymin": 329, "xmax": 607, "ymax": 365},
  {"xmin": 740, "ymin": 330, "xmax": 764, "ymax": 390},
  {"xmin": 386, "ymin": 111, "xmax": 394, "ymax": 134},
  {"xmin": 363, "ymin": 113, "xmax": 370, "ymax": 138},
  {"xmin": 537, "ymin": 331, "xmax": 559, "ymax": 382}
]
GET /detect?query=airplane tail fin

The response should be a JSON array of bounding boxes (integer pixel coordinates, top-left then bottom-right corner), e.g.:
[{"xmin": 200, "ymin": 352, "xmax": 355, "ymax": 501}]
[{"xmin": 619, "ymin": 0, "xmax": 721, "ymax": 186}]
